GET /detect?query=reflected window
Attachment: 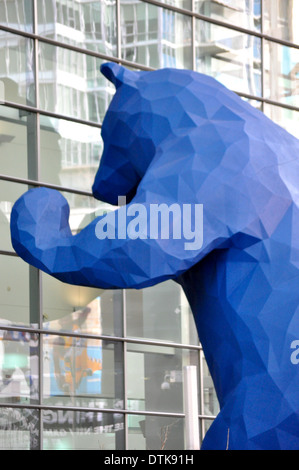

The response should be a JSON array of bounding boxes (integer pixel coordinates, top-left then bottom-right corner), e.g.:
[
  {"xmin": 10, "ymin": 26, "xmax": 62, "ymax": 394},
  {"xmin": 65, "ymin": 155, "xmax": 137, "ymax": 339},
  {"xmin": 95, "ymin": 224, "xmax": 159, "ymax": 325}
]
[
  {"xmin": 0, "ymin": 31, "xmax": 35, "ymax": 106},
  {"xmin": 40, "ymin": 115, "xmax": 102, "ymax": 192},
  {"xmin": 126, "ymin": 343, "xmax": 200, "ymax": 414},
  {"xmin": 264, "ymin": 103, "xmax": 299, "ymax": 140},
  {"xmin": 37, "ymin": 0, "xmax": 117, "ymax": 57},
  {"xmin": 43, "ymin": 335, "xmax": 124, "ymax": 411},
  {"xmin": 194, "ymin": 0, "xmax": 261, "ymax": 32},
  {"xmin": 0, "ymin": 408, "xmax": 39, "ymax": 450},
  {"xmin": 0, "ymin": 105, "xmax": 37, "ymax": 181},
  {"xmin": 120, "ymin": 0, "xmax": 192, "ymax": 69},
  {"xmin": 195, "ymin": 19, "xmax": 262, "ymax": 96},
  {"xmin": 0, "ymin": 330, "xmax": 39, "ymax": 404},
  {"xmin": 264, "ymin": 41, "xmax": 299, "ymax": 108},
  {"xmin": 263, "ymin": 0, "xmax": 298, "ymax": 43},
  {"xmin": 0, "ymin": 0, "xmax": 33, "ymax": 33},
  {"xmin": 38, "ymin": 42, "xmax": 114, "ymax": 123}
]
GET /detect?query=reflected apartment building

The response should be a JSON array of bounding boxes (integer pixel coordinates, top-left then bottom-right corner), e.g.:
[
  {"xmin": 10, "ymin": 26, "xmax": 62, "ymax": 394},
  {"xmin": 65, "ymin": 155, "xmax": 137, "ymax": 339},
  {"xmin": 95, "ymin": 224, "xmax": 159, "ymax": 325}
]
[{"xmin": 0, "ymin": 0, "xmax": 298, "ymax": 450}]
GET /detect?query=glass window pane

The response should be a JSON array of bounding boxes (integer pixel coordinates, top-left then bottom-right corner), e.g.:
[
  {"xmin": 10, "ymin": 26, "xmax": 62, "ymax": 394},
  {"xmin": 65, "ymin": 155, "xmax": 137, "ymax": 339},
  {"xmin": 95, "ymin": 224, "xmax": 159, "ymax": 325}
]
[
  {"xmin": 37, "ymin": 0, "xmax": 117, "ymax": 57},
  {"xmin": 263, "ymin": 0, "xmax": 298, "ymax": 43},
  {"xmin": 0, "ymin": 31, "xmax": 35, "ymax": 106},
  {"xmin": 126, "ymin": 343, "xmax": 200, "ymax": 414},
  {"xmin": 0, "ymin": 255, "xmax": 40, "ymax": 327},
  {"xmin": 43, "ymin": 335, "xmax": 124, "ymax": 410},
  {"xmin": 43, "ymin": 409, "xmax": 124, "ymax": 450},
  {"xmin": 126, "ymin": 281, "xmax": 199, "ymax": 345},
  {"xmin": 40, "ymin": 115, "xmax": 102, "ymax": 193},
  {"xmin": 42, "ymin": 273, "xmax": 123, "ymax": 337},
  {"xmin": 127, "ymin": 414, "xmax": 185, "ymax": 450},
  {"xmin": 264, "ymin": 41, "xmax": 299, "ymax": 108},
  {"xmin": 264, "ymin": 103, "xmax": 299, "ymax": 140},
  {"xmin": 38, "ymin": 42, "xmax": 114, "ymax": 123},
  {"xmin": 195, "ymin": 19, "xmax": 262, "ymax": 96},
  {"xmin": 201, "ymin": 354, "xmax": 219, "ymax": 417},
  {"xmin": 164, "ymin": 0, "xmax": 192, "ymax": 9},
  {"xmin": 0, "ymin": 330, "xmax": 39, "ymax": 404},
  {"xmin": 120, "ymin": 0, "xmax": 192, "ymax": 69},
  {"xmin": 0, "ymin": 105, "xmax": 37, "ymax": 180},
  {"xmin": 194, "ymin": 0, "xmax": 261, "ymax": 32},
  {"xmin": 0, "ymin": 0, "xmax": 33, "ymax": 33},
  {"xmin": 0, "ymin": 181, "xmax": 31, "ymax": 252},
  {"xmin": 0, "ymin": 407, "xmax": 39, "ymax": 450}
]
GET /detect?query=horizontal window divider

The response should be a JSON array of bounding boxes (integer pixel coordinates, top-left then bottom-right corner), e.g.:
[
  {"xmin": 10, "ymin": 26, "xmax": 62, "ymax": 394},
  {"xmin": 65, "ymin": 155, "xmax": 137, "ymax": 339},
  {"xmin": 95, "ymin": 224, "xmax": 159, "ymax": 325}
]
[
  {"xmin": 0, "ymin": 174, "xmax": 94, "ymax": 197},
  {"xmin": 1, "ymin": 101, "xmax": 103, "ymax": 129},
  {"xmin": 0, "ymin": 401, "xmax": 216, "ymax": 420},
  {"xmin": 0, "ymin": 324, "xmax": 201, "ymax": 351},
  {"xmin": 0, "ymin": 250, "xmax": 18, "ymax": 257}
]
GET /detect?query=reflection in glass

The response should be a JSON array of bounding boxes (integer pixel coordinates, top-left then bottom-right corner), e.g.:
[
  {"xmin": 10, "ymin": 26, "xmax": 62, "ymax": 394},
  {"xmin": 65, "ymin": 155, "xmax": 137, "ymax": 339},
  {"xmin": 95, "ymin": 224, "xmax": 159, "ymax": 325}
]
[
  {"xmin": 0, "ymin": 31, "xmax": 35, "ymax": 106},
  {"xmin": 43, "ymin": 335, "xmax": 124, "ymax": 410},
  {"xmin": 128, "ymin": 414, "xmax": 184, "ymax": 450},
  {"xmin": 38, "ymin": 42, "xmax": 114, "ymax": 123},
  {"xmin": 263, "ymin": 0, "xmax": 298, "ymax": 43},
  {"xmin": 0, "ymin": 407, "xmax": 39, "ymax": 450},
  {"xmin": 0, "ymin": 330, "xmax": 39, "ymax": 404},
  {"xmin": 0, "ymin": 181, "xmax": 31, "ymax": 252},
  {"xmin": 126, "ymin": 281, "xmax": 198, "ymax": 345},
  {"xmin": 0, "ymin": 105, "xmax": 37, "ymax": 180},
  {"xmin": 264, "ymin": 103, "xmax": 299, "ymax": 140},
  {"xmin": 120, "ymin": 0, "xmax": 192, "ymax": 69},
  {"xmin": 40, "ymin": 115, "xmax": 102, "ymax": 192},
  {"xmin": 126, "ymin": 343, "xmax": 200, "ymax": 414},
  {"xmin": 37, "ymin": 0, "xmax": 117, "ymax": 57},
  {"xmin": 195, "ymin": 19, "xmax": 262, "ymax": 96},
  {"xmin": 42, "ymin": 273, "xmax": 122, "ymax": 337},
  {"xmin": 264, "ymin": 41, "xmax": 299, "ymax": 108},
  {"xmin": 194, "ymin": 0, "xmax": 261, "ymax": 32},
  {"xmin": 201, "ymin": 354, "xmax": 219, "ymax": 417},
  {"xmin": 0, "ymin": 0, "xmax": 33, "ymax": 33},
  {"xmin": 43, "ymin": 409, "xmax": 124, "ymax": 450},
  {"xmin": 163, "ymin": 0, "xmax": 192, "ymax": 9}
]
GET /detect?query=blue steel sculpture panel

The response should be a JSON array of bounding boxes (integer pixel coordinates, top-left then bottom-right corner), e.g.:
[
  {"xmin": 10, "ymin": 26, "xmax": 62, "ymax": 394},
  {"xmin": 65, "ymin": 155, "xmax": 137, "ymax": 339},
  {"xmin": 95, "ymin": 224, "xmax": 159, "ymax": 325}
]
[{"xmin": 10, "ymin": 63, "xmax": 299, "ymax": 450}]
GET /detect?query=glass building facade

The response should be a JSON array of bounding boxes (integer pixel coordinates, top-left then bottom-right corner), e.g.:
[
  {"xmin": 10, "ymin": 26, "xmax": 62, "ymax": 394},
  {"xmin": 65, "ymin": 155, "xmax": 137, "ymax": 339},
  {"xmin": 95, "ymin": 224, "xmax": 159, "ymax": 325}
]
[{"xmin": 0, "ymin": 0, "xmax": 298, "ymax": 450}]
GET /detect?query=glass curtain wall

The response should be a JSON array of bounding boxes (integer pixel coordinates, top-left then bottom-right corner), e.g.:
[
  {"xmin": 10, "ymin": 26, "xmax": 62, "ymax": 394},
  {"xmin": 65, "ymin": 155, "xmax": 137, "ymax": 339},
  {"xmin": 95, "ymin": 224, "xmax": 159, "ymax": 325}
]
[{"xmin": 0, "ymin": 0, "xmax": 298, "ymax": 450}]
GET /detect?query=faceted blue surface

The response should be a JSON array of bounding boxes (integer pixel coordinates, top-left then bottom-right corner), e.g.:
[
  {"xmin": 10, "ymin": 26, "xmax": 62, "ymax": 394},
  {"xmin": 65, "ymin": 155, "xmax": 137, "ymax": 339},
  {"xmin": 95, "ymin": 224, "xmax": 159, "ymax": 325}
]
[{"xmin": 10, "ymin": 63, "xmax": 299, "ymax": 449}]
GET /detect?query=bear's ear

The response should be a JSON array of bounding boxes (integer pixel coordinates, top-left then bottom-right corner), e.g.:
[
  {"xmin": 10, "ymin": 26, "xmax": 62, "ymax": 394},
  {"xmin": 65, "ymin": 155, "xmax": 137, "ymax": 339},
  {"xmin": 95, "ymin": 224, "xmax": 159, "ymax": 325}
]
[{"xmin": 101, "ymin": 62, "xmax": 139, "ymax": 88}]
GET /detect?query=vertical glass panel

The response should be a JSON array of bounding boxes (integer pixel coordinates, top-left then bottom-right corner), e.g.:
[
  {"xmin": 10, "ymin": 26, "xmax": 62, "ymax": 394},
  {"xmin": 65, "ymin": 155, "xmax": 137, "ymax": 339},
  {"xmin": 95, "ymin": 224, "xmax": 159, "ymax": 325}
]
[
  {"xmin": 0, "ymin": 255, "xmax": 40, "ymax": 327},
  {"xmin": 0, "ymin": 105, "xmax": 37, "ymax": 180},
  {"xmin": 38, "ymin": 42, "xmax": 114, "ymax": 123},
  {"xmin": 194, "ymin": 0, "xmax": 261, "ymax": 32},
  {"xmin": 43, "ymin": 335, "xmax": 124, "ymax": 410},
  {"xmin": 126, "ymin": 281, "xmax": 198, "ymax": 345},
  {"xmin": 42, "ymin": 272, "xmax": 122, "ymax": 337},
  {"xmin": 0, "ymin": 330, "xmax": 39, "ymax": 404},
  {"xmin": 120, "ymin": 0, "xmax": 192, "ymax": 69},
  {"xmin": 195, "ymin": 19, "xmax": 262, "ymax": 96},
  {"xmin": 263, "ymin": 0, "xmax": 298, "ymax": 44},
  {"xmin": 0, "ymin": 31, "xmax": 35, "ymax": 106},
  {"xmin": 0, "ymin": 181, "xmax": 31, "ymax": 252},
  {"xmin": 264, "ymin": 41, "xmax": 299, "ymax": 108},
  {"xmin": 0, "ymin": 407, "xmax": 39, "ymax": 450},
  {"xmin": 39, "ymin": 115, "xmax": 102, "ymax": 192},
  {"xmin": 43, "ymin": 409, "xmax": 124, "ymax": 450},
  {"xmin": 0, "ymin": 0, "xmax": 33, "ymax": 33},
  {"xmin": 126, "ymin": 343, "xmax": 200, "ymax": 413},
  {"xmin": 127, "ymin": 414, "xmax": 185, "ymax": 450},
  {"xmin": 264, "ymin": 103, "xmax": 299, "ymax": 140},
  {"xmin": 201, "ymin": 354, "xmax": 219, "ymax": 417},
  {"xmin": 37, "ymin": 0, "xmax": 117, "ymax": 57}
]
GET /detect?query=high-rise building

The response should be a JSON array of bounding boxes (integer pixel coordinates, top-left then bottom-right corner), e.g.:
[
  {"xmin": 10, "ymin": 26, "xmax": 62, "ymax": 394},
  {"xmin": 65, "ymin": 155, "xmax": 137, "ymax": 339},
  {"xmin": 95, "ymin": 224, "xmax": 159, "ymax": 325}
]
[{"xmin": 0, "ymin": 0, "xmax": 298, "ymax": 450}]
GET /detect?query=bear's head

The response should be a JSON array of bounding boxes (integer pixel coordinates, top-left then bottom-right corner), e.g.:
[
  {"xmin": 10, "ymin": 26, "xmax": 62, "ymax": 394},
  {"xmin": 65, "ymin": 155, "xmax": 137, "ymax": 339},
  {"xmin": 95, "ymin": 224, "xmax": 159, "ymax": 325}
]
[{"xmin": 92, "ymin": 62, "xmax": 218, "ymax": 206}]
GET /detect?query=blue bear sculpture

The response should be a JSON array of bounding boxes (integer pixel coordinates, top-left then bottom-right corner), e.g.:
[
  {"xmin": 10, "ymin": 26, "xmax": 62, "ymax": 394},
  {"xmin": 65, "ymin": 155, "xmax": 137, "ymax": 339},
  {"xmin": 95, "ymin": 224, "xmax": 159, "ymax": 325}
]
[{"xmin": 10, "ymin": 63, "xmax": 299, "ymax": 450}]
